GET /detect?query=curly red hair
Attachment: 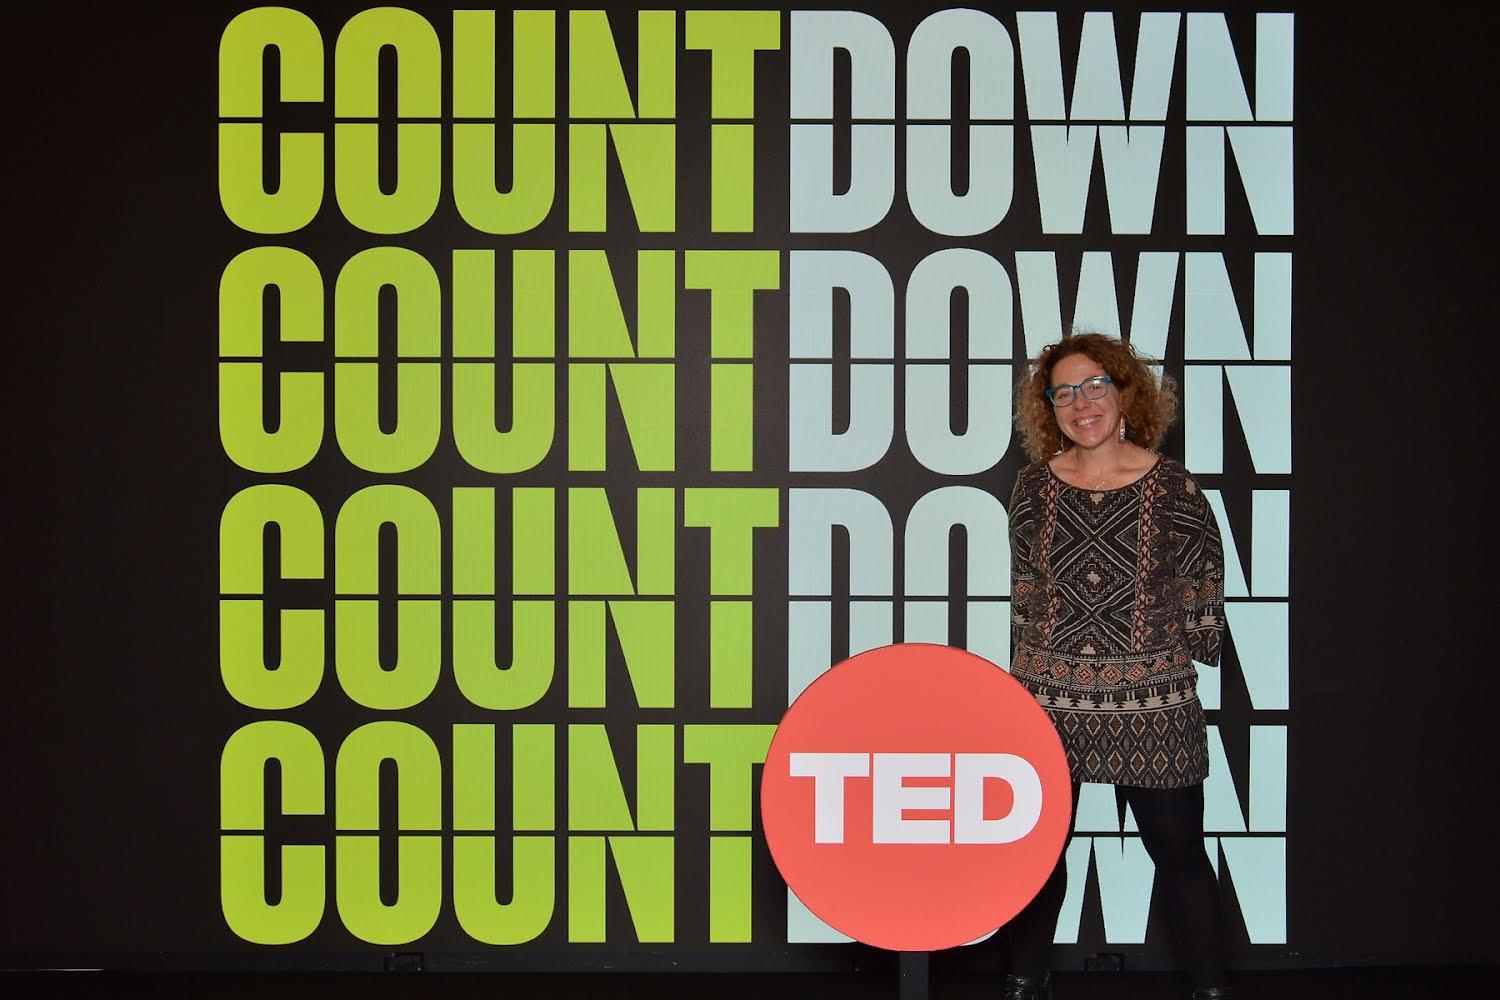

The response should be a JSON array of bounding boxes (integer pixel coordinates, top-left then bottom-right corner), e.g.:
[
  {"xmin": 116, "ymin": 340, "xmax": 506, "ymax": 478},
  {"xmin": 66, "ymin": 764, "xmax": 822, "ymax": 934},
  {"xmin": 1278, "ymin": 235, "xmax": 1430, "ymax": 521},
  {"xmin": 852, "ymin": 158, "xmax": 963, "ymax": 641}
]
[{"xmin": 1014, "ymin": 333, "xmax": 1177, "ymax": 462}]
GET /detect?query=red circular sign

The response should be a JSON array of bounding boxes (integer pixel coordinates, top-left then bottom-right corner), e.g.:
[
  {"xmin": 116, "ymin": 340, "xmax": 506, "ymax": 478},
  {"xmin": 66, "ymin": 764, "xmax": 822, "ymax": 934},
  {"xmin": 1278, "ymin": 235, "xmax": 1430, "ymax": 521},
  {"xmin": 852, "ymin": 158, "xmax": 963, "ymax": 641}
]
[{"xmin": 760, "ymin": 643, "xmax": 1072, "ymax": 952}]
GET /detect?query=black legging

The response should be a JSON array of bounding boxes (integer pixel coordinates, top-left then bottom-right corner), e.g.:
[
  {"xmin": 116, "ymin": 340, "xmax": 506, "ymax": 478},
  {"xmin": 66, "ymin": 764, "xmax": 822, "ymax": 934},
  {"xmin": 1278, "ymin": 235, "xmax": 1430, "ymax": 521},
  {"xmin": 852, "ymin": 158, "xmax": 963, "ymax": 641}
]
[{"xmin": 1005, "ymin": 782, "xmax": 1226, "ymax": 989}]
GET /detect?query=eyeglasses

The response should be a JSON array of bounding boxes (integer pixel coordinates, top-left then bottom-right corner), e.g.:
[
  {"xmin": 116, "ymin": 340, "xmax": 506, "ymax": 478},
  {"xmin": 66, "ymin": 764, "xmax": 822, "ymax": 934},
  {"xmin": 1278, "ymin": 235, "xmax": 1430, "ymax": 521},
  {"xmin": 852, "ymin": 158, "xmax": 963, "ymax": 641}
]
[{"xmin": 1045, "ymin": 375, "xmax": 1113, "ymax": 407}]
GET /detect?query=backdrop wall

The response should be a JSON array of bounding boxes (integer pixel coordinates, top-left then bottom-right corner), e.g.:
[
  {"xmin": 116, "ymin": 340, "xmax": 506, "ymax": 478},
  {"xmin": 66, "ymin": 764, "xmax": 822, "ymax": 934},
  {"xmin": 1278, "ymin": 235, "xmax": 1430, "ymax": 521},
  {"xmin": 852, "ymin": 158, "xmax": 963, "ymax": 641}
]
[{"xmin": 5, "ymin": 0, "xmax": 1493, "ymax": 973}]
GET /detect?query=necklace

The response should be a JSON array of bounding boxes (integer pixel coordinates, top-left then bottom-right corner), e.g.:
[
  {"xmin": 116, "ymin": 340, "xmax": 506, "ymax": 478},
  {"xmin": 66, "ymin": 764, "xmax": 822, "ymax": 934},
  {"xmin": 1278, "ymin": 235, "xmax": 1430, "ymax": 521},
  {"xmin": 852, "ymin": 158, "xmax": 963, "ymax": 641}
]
[
  {"xmin": 1059, "ymin": 460, "xmax": 1121, "ymax": 490},
  {"xmin": 1054, "ymin": 451, "xmax": 1158, "ymax": 491}
]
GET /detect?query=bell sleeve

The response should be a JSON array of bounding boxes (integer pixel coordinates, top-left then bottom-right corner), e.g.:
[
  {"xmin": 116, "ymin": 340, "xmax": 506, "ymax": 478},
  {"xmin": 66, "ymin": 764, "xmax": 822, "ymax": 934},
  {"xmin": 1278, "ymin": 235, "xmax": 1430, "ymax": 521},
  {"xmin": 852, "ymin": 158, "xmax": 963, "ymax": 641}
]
[{"xmin": 1177, "ymin": 478, "xmax": 1226, "ymax": 668}]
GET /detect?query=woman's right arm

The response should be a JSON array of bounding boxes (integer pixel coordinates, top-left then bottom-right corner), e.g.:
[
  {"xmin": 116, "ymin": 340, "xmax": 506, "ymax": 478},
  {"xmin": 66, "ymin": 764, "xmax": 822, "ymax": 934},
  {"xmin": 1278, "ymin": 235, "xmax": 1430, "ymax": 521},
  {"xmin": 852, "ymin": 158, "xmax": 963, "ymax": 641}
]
[{"xmin": 1008, "ymin": 470, "xmax": 1038, "ymax": 657}]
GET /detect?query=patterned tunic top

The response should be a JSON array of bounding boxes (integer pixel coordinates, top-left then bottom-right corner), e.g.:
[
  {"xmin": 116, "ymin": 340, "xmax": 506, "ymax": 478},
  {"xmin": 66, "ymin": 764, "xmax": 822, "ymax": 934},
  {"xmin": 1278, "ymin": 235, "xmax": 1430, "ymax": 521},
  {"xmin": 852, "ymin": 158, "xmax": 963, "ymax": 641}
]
[{"xmin": 1009, "ymin": 455, "xmax": 1224, "ymax": 788}]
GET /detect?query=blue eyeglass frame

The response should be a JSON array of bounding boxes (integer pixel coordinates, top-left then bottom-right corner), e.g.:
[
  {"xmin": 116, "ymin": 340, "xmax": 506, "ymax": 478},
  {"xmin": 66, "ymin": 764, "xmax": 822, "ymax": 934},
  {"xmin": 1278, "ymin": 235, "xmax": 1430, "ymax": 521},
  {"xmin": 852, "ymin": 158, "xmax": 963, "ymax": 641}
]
[{"xmin": 1045, "ymin": 374, "xmax": 1113, "ymax": 405}]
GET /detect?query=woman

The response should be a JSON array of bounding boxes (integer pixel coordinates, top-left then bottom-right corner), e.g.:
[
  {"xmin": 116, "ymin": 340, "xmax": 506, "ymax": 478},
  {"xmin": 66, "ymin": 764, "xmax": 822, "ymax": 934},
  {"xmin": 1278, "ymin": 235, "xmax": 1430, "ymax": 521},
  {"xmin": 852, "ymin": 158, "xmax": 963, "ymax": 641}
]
[{"xmin": 1003, "ymin": 333, "xmax": 1229, "ymax": 1000}]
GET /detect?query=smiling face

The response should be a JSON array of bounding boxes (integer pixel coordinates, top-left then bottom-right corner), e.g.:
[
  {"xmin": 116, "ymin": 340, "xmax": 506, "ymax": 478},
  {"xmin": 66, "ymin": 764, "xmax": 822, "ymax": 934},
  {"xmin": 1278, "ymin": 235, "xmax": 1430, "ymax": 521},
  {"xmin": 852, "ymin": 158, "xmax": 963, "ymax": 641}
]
[{"xmin": 1049, "ymin": 352, "xmax": 1122, "ymax": 450}]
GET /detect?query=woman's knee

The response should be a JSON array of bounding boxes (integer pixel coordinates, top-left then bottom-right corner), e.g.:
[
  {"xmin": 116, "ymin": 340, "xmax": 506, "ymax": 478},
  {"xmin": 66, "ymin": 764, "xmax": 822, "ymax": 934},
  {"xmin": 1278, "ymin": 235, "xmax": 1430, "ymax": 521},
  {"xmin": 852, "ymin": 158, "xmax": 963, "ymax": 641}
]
[
  {"xmin": 1126, "ymin": 785, "xmax": 1208, "ymax": 870},
  {"xmin": 1139, "ymin": 829, "xmax": 1211, "ymax": 872}
]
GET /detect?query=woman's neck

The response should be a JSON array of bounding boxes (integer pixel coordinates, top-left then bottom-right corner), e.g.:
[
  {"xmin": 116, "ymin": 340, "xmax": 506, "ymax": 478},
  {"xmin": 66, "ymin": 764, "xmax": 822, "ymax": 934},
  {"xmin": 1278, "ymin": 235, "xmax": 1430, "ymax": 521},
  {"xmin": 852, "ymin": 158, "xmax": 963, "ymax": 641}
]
[{"xmin": 1064, "ymin": 438, "xmax": 1131, "ymax": 475}]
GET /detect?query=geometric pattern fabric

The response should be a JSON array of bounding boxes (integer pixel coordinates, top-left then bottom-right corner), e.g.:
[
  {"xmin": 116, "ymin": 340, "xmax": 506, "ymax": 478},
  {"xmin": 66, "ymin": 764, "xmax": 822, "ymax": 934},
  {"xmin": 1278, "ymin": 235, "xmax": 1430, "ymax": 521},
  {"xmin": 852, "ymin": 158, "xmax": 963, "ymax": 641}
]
[{"xmin": 1009, "ymin": 456, "xmax": 1226, "ymax": 788}]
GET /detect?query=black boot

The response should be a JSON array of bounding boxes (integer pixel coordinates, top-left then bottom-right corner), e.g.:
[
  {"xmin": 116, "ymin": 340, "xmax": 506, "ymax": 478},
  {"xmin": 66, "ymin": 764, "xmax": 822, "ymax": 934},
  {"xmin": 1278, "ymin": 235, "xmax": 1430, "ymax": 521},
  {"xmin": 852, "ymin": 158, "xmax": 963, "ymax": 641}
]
[
  {"xmin": 1001, "ymin": 971, "xmax": 1052, "ymax": 1000},
  {"xmin": 1191, "ymin": 989, "xmax": 1230, "ymax": 999}
]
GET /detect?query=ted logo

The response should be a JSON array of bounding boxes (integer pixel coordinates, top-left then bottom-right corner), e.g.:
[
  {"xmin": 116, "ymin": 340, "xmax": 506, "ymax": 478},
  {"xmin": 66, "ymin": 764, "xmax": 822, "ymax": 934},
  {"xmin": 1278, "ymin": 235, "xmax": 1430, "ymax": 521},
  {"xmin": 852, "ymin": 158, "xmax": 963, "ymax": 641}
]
[
  {"xmin": 760, "ymin": 644, "xmax": 1071, "ymax": 952},
  {"xmin": 789, "ymin": 751, "xmax": 1043, "ymax": 845}
]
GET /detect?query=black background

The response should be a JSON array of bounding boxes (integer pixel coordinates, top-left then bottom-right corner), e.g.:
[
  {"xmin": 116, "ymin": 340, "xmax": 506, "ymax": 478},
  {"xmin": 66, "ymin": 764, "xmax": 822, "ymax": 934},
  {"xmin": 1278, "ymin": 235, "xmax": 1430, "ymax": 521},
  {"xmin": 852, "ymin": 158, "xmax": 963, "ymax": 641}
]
[{"xmin": 5, "ymin": 1, "xmax": 1496, "ymax": 967}]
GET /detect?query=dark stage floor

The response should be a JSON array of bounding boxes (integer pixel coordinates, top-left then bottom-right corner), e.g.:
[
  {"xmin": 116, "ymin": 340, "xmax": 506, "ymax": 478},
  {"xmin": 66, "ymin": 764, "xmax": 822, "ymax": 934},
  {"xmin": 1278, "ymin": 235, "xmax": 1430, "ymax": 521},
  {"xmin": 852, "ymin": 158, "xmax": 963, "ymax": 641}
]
[{"xmin": 5, "ymin": 968, "xmax": 1499, "ymax": 999}]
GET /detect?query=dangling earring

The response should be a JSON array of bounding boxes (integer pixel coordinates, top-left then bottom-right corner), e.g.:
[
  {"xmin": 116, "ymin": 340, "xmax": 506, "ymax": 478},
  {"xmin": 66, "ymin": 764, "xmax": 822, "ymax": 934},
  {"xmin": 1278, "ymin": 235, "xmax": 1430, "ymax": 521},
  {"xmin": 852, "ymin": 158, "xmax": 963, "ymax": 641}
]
[{"xmin": 1118, "ymin": 419, "xmax": 1126, "ymax": 443}]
